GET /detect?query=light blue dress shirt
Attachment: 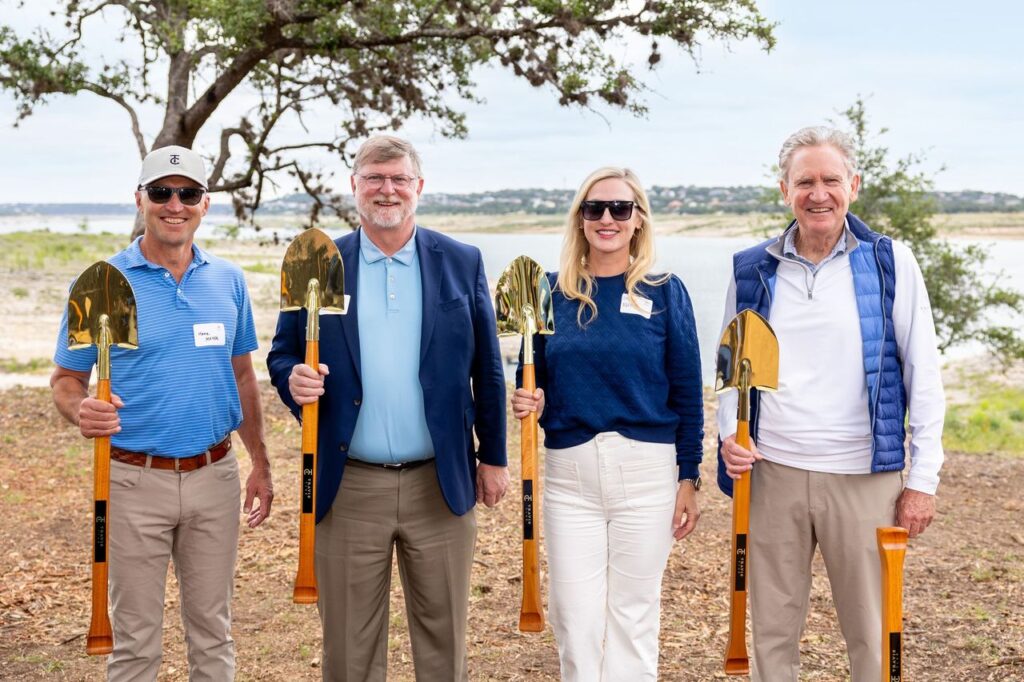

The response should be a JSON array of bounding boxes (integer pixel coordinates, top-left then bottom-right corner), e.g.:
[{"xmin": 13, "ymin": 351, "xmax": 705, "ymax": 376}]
[{"xmin": 348, "ymin": 228, "xmax": 435, "ymax": 463}]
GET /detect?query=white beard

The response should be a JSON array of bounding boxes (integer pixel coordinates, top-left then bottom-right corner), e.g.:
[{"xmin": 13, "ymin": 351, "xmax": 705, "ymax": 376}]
[{"xmin": 357, "ymin": 193, "xmax": 417, "ymax": 230}]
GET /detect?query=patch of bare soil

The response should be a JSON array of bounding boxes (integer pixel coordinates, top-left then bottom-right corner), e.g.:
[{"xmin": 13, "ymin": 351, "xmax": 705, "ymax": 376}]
[{"xmin": 0, "ymin": 387, "xmax": 1021, "ymax": 680}]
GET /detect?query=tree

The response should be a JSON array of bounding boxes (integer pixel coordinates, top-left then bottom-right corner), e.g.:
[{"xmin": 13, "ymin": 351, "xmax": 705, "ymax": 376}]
[
  {"xmin": 842, "ymin": 98, "xmax": 1024, "ymax": 361},
  {"xmin": 0, "ymin": 0, "xmax": 775, "ymax": 237}
]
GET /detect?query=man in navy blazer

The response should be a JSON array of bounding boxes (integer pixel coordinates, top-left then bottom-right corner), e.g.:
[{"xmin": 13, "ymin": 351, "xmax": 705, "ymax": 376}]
[{"xmin": 268, "ymin": 135, "xmax": 508, "ymax": 681}]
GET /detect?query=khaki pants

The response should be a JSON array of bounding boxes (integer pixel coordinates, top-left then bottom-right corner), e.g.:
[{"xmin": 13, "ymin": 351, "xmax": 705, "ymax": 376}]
[
  {"xmin": 107, "ymin": 454, "xmax": 241, "ymax": 682},
  {"xmin": 316, "ymin": 460, "xmax": 477, "ymax": 682},
  {"xmin": 749, "ymin": 460, "xmax": 902, "ymax": 682}
]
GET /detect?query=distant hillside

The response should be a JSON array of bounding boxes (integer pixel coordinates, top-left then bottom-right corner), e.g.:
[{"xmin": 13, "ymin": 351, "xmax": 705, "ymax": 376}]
[{"xmin": 2, "ymin": 186, "xmax": 1021, "ymax": 217}]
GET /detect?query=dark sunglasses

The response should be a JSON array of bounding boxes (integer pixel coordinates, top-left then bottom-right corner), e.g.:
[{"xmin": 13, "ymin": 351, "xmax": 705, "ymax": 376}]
[
  {"xmin": 580, "ymin": 200, "xmax": 635, "ymax": 221},
  {"xmin": 139, "ymin": 185, "xmax": 207, "ymax": 206}
]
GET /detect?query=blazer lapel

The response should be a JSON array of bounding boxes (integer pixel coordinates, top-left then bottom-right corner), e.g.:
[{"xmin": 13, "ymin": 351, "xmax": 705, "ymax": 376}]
[
  {"xmin": 417, "ymin": 228, "xmax": 442, "ymax": 364},
  {"xmin": 338, "ymin": 232, "xmax": 361, "ymax": 381}
]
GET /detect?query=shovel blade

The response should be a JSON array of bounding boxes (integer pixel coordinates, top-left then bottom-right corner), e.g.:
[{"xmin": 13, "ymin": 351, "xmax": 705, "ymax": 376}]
[
  {"xmin": 715, "ymin": 309, "xmax": 778, "ymax": 393},
  {"xmin": 495, "ymin": 256, "xmax": 554, "ymax": 337},
  {"xmin": 67, "ymin": 261, "xmax": 138, "ymax": 350},
  {"xmin": 281, "ymin": 228, "xmax": 345, "ymax": 313}
]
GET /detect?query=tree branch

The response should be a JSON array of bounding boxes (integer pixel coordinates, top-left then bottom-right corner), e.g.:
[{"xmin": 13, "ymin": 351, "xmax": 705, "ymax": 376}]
[{"xmin": 80, "ymin": 82, "xmax": 147, "ymax": 158}]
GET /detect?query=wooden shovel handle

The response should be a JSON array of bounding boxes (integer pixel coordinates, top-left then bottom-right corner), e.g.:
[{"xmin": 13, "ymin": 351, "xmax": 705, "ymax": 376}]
[
  {"xmin": 878, "ymin": 526, "xmax": 908, "ymax": 682},
  {"xmin": 293, "ymin": 342, "xmax": 319, "ymax": 604},
  {"xmin": 86, "ymin": 378, "xmax": 113, "ymax": 655},
  {"xmin": 518, "ymin": 364, "xmax": 544, "ymax": 632},
  {"xmin": 724, "ymin": 419, "xmax": 751, "ymax": 675}
]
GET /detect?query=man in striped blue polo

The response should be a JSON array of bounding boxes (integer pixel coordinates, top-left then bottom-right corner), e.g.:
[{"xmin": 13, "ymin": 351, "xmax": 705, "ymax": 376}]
[
  {"xmin": 269, "ymin": 135, "xmax": 508, "ymax": 681},
  {"xmin": 51, "ymin": 145, "xmax": 274, "ymax": 681}
]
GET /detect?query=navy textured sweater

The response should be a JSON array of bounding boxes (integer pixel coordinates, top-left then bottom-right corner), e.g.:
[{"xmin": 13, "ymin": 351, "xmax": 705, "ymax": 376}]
[{"xmin": 518, "ymin": 273, "xmax": 704, "ymax": 480}]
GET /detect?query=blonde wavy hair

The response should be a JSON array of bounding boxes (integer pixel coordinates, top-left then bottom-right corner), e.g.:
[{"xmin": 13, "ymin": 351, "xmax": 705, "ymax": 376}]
[{"xmin": 557, "ymin": 166, "xmax": 667, "ymax": 326}]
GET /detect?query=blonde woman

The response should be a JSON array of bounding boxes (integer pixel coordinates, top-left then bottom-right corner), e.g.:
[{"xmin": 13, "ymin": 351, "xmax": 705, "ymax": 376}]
[{"xmin": 513, "ymin": 167, "xmax": 704, "ymax": 681}]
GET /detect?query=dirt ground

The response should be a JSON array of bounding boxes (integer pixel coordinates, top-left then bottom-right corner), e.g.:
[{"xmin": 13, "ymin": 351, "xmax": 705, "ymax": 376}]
[
  {"xmin": 1, "ymin": 231, "xmax": 1022, "ymax": 679},
  {"xmin": 0, "ymin": 384, "xmax": 1021, "ymax": 681}
]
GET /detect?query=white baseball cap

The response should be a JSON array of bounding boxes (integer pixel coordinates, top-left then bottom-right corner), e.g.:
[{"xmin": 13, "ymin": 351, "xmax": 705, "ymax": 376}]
[{"xmin": 138, "ymin": 145, "xmax": 208, "ymax": 189}]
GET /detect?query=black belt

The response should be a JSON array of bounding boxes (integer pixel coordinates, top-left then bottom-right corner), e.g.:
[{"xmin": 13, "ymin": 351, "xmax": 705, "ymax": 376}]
[{"xmin": 346, "ymin": 458, "xmax": 433, "ymax": 471}]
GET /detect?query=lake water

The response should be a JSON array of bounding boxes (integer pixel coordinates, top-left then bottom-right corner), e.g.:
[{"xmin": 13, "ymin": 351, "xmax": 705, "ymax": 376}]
[
  {"xmin": 455, "ymin": 232, "xmax": 1024, "ymax": 381},
  {"xmin": 4, "ymin": 215, "xmax": 1021, "ymax": 382}
]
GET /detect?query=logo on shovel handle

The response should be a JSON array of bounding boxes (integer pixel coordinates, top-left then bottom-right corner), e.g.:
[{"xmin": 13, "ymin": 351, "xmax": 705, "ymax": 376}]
[{"xmin": 93, "ymin": 501, "xmax": 107, "ymax": 563}]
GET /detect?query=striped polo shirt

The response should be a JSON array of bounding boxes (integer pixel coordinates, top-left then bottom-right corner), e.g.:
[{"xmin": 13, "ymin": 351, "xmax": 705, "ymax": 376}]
[{"xmin": 53, "ymin": 237, "xmax": 258, "ymax": 457}]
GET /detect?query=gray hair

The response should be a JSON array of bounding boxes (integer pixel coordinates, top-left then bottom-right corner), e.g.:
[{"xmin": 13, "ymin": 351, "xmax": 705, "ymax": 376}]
[
  {"xmin": 352, "ymin": 135, "xmax": 423, "ymax": 177},
  {"xmin": 777, "ymin": 126, "xmax": 857, "ymax": 182}
]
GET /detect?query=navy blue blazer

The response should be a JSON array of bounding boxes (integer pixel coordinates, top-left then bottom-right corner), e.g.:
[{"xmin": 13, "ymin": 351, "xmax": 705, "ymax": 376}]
[{"xmin": 267, "ymin": 227, "xmax": 507, "ymax": 521}]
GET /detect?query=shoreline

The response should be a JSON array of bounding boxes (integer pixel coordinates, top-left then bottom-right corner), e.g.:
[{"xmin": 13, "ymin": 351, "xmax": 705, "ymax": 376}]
[{"xmin": 2, "ymin": 210, "xmax": 1023, "ymax": 239}]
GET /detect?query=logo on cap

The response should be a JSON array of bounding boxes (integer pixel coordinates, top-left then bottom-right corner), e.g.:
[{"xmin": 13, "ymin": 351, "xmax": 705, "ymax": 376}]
[{"xmin": 170, "ymin": 154, "xmax": 180, "ymax": 165}]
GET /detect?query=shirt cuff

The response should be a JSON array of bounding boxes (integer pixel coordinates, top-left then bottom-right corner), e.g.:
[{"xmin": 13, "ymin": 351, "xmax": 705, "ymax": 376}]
[{"xmin": 904, "ymin": 469, "xmax": 939, "ymax": 496}]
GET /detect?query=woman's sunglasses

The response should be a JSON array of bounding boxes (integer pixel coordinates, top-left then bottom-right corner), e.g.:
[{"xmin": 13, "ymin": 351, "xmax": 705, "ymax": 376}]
[
  {"xmin": 580, "ymin": 200, "xmax": 635, "ymax": 221},
  {"xmin": 139, "ymin": 185, "xmax": 207, "ymax": 206}
]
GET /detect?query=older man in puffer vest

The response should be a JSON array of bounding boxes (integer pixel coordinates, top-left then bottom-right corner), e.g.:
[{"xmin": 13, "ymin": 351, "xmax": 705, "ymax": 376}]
[{"xmin": 717, "ymin": 126, "xmax": 945, "ymax": 682}]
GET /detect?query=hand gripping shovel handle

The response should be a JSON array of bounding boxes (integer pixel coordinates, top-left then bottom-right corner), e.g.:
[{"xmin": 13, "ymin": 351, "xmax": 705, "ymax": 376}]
[
  {"xmin": 518, "ymin": 364, "xmax": 544, "ymax": 632},
  {"xmin": 878, "ymin": 527, "xmax": 908, "ymax": 682},
  {"xmin": 724, "ymin": 419, "xmax": 752, "ymax": 675},
  {"xmin": 293, "ymin": 341, "xmax": 320, "ymax": 604},
  {"xmin": 86, "ymin": 377, "xmax": 114, "ymax": 655}
]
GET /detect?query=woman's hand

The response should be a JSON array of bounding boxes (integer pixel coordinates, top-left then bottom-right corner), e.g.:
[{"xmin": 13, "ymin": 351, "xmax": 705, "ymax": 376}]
[
  {"xmin": 672, "ymin": 482, "xmax": 701, "ymax": 540},
  {"xmin": 511, "ymin": 387, "xmax": 544, "ymax": 419}
]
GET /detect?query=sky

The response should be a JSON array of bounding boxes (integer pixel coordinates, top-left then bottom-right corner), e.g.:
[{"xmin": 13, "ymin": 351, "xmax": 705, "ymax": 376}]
[{"xmin": 0, "ymin": 0, "xmax": 1021, "ymax": 204}]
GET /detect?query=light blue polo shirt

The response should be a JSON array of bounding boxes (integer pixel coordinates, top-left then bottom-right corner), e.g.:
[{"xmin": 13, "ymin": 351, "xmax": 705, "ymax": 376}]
[
  {"xmin": 348, "ymin": 228, "xmax": 434, "ymax": 463},
  {"xmin": 53, "ymin": 237, "xmax": 258, "ymax": 457}
]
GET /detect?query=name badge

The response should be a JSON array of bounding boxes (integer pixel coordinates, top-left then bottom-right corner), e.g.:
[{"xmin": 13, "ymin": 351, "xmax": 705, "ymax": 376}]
[
  {"xmin": 193, "ymin": 322, "xmax": 226, "ymax": 347},
  {"xmin": 620, "ymin": 293, "xmax": 653, "ymax": 319}
]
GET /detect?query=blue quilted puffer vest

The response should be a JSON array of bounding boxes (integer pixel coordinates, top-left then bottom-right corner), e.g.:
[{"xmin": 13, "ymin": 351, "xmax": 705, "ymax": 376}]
[{"xmin": 716, "ymin": 213, "xmax": 907, "ymax": 496}]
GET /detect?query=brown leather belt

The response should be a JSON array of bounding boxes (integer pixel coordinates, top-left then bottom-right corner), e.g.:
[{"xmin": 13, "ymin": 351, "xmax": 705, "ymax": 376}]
[
  {"xmin": 110, "ymin": 437, "xmax": 232, "ymax": 472},
  {"xmin": 346, "ymin": 457, "xmax": 433, "ymax": 472}
]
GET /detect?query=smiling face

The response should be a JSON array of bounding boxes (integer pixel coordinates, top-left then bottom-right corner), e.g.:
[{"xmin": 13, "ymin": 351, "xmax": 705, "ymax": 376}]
[
  {"xmin": 581, "ymin": 177, "xmax": 641, "ymax": 270},
  {"xmin": 135, "ymin": 175, "xmax": 209, "ymax": 251},
  {"xmin": 780, "ymin": 144, "xmax": 860, "ymax": 240},
  {"xmin": 351, "ymin": 155, "xmax": 423, "ymax": 234}
]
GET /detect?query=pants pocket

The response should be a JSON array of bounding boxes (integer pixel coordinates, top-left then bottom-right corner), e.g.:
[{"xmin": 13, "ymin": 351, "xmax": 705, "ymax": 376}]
[
  {"xmin": 544, "ymin": 452, "xmax": 582, "ymax": 509},
  {"xmin": 620, "ymin": 451, "xmax": 676, "ymax": 511},
  {"xmin": 111, "ymin": 462, "xmax": 142, "ymax": 489},
  {"xmin": 214, "ymin": 453, "xmax": 240, "ymax": 482}
]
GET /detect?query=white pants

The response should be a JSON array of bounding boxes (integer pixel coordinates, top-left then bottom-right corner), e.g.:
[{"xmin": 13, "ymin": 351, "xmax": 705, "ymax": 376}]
[{"xmin": 544, "ymin": 433, "xmax": 678, "ymax": 682}]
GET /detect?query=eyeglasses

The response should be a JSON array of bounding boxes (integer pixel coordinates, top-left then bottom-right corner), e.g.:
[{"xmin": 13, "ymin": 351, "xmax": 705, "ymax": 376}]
[
  {"xmin": 580, "ymin": 200, "xmax": 635, "ymax": 221},
  {"xmin": 355, "ymin": 174, "xmax": 418, "ymax": 191},
  {"xmin": 139, "ymin": 185, "xmax": 207, "ymax": 206}
]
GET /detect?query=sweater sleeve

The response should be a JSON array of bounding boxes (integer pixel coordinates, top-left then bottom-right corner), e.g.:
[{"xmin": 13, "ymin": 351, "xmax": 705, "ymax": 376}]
[
  {"xmin": 891, "ymin": 240, "xmax": 945, "ymax": 494},
  {"xmin": 665, "ymin": 276, "xmax": 705, "ymax": 480}
]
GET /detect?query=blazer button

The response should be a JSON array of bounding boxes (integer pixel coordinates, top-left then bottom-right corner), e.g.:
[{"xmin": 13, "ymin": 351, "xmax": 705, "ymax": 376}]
[
  {"xmin": 339, "ymin": 443, "xmax": 347, "ymax": 452},
  {"xmin": 353, "ymin": 399, "xmax": 361, "ymax": 406}
]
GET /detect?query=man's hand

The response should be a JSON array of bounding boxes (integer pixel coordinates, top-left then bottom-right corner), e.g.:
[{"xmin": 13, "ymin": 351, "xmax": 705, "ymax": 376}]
[
  {"xmin": 79, "ymin": 393, "xmax": 124, "ymax": 438},
  {"xmin": 511, "ymin": 387, "xmax": 544, "ymax": 420},
  {"xmin": 289, "ymin": 363, "xmax": 329, "ymax": 405},
  {"xmin": 672, "ymin": 482, "xmax": 701, "ymax": 540},
  {"xmin": 720, "ymin": 433, "xmax": 762, "ymax": 479},
  {"xmin": 244, "ymin": 464, "xmax": 274, "ymax": 528},
  {"xmin": 476, "ymin": 463, "xmax": 510, "ymax": 508},
  {"xmin": 896, "ymin": 488, "xmax": 935, "ymax": 538}
]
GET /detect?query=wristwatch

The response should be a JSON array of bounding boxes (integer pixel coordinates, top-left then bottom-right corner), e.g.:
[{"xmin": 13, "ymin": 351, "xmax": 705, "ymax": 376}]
[{"xmin": 681, "ymin": 476, "xmax": 702, "ymax": 491}]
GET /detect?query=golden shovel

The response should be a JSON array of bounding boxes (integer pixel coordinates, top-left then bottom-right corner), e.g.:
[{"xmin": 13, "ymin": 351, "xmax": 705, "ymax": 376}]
[
  {"xmin": 878, "ymin": 526, "xmax": 909, "ymax": 682},
  {"xmin": 280, "ymin": 227, "xmax": 345, "ymax": 604},
  {"xmin": 66, "ymin": 261, "xmax": 139, "ymax": 655},
  {"xmin": 495, "ymin": 256, "xmax": 554, "ymax": 632},
  {"xmin": 715, "ymin": 309, "xmax": 778, "ymax": 675}
]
